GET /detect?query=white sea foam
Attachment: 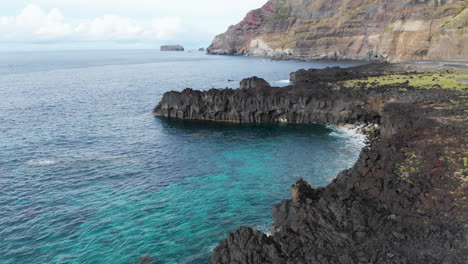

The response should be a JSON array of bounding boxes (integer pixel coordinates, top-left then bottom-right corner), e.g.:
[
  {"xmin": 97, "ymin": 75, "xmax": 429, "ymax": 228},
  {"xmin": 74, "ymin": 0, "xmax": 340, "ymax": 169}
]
[
  {"xmin": 328, "ymin": 124, "xmax": 366, "ymax": 140},
  {"xmin": 256, "ymin": 223, "xmax": 273, "ymax": 236},
  {"xmin": 25, "ymin": 152, "xmax": 139, "ymax": 167},
  {"xmin": 26, "ymin": 159, "xmax": 58, "ymax": 166}
]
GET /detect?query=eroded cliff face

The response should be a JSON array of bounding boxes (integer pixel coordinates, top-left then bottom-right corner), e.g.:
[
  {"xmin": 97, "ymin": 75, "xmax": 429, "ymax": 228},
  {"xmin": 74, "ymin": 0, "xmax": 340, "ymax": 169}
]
[{"xmin": 207, "ymin": 0, "xmax": 468, "ymax": 62}]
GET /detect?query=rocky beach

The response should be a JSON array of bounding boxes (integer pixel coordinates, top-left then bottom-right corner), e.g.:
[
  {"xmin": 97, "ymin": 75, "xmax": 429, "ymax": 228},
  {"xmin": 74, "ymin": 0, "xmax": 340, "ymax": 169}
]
[{"xmin": 154, "ymin": 63, "xmax": 468, "ymax": 263}]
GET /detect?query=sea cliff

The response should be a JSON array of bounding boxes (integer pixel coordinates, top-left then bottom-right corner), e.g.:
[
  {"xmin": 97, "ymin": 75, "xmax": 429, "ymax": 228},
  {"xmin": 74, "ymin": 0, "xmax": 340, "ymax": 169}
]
[
  {"xmin": 207, "ymin": 0, "xmax": 468, "ymax": 62},
  {"xmin": 154, "ymin": 64, "xmax": 468, "ymax": 263}
]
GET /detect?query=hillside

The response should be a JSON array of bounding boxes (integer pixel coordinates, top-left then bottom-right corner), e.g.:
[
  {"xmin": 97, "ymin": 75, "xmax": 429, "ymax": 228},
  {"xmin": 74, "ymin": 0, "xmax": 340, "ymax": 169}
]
[{"xmin": 207, "ymin": 0, "xmax": 468, "ymax": 62}]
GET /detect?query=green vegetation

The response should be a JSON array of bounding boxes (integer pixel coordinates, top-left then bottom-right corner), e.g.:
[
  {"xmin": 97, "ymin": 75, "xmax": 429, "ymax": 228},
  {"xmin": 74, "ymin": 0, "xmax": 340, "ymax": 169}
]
[
  {"xmin": 397, "ymin": 151, "xmax": 422, "ymax": 184},
  {"xmin": 439, "ymin": 148, "xmax": 458, "ymax": 166},
  {"xmin": 345, "ymin": 8, "xmax": 368, "ymax": 20},
  {"xmin": 397, "ymin": 144, "xmax": 466, "ymax": 187},
  {"xmin": 441, "ymin": 2, "xmax": 467, "ymax": 28},
  {"xmin": 434, "ymin": 4, "xmax": 463, "ymax": 16},
  {"xmin": 300, "ymin": 18, "xmax": 332, "ymax": 30},
  {"xmin": 266, "ymin": 3, "xmax": 290, "ymax": 24},
  {"xmin": 459, "ymin": 19, "xmax": 468, "ymax": 29},
  {"xmin": 342, "ymin": 72, "xmax": 468, "ymax": 91},
  {"xmin": 452, "ymin": 4, "xmax": 466, "ymax": 19}
]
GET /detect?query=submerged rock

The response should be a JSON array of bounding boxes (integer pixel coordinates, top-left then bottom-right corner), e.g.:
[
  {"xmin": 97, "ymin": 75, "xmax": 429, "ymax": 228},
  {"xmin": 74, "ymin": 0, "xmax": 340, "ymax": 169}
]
[{"xmin": 138, "ymin": 255, "xmax": 156, "ymax": 264}]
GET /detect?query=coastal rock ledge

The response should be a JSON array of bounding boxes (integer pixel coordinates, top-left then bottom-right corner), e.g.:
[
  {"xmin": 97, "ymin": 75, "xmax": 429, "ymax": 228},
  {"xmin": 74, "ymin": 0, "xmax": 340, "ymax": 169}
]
[{"xmin": 153, "ymin": 64, "xmax": 467, "ymax": 264}]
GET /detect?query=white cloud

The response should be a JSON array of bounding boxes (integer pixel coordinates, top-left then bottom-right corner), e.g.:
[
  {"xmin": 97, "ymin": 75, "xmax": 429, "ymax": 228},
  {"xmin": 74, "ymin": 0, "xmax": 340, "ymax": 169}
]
[
  {"xmin": 0, "ymin": 4, "xmax": 71, "ymax": 41},
  {"xmin": 151, "ymin": 17, "xmax": 183, "ymax": 40},
  {"xmin": 0, "ymin": 4, "xmax": 184, "ymax": 42},
  {"xmin": 0, "ymin": 1, "xmax": 270, "ymax": 50},
  {"xmin": 75, "ymin": 16, "xmax": 143, "ymax": 41}
]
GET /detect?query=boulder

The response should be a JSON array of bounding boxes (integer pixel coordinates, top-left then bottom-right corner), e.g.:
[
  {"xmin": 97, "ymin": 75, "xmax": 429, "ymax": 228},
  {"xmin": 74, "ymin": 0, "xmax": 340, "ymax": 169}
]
[{"xmin": 239, "ymin": 76, "xmax": 271, "ymax": 90}]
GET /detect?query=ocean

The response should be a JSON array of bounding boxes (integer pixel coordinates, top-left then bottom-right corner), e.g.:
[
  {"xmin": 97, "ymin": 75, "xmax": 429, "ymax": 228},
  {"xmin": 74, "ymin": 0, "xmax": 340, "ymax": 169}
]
[{"xmin": 0, "ymin": 50, "xmax": 366, "ymax": 264}]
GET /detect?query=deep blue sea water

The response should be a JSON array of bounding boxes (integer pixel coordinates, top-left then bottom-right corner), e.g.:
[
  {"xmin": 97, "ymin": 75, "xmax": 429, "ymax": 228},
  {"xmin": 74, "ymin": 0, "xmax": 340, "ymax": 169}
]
[{"xmin": 0, "ymin": 50, "xmax": 366, "ymax": 264}]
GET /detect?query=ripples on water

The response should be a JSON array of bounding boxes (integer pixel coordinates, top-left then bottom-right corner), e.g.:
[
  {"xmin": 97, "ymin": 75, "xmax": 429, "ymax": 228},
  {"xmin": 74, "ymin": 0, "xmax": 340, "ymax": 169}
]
[{"xmin": 0, "ymin": 50, "xmax": 366, "ymax": 264}]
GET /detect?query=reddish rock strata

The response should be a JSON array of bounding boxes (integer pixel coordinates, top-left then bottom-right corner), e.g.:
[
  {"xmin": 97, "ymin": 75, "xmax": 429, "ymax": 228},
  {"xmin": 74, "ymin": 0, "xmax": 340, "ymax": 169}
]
[{"xmin": 207, "ymin": 0, "xmax": 468, "ymax": 62}]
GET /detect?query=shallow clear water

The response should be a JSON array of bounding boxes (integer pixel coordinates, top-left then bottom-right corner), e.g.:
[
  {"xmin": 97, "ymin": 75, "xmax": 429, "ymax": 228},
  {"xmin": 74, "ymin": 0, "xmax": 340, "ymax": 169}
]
[{"xmin": 0, "ymin": 50, "xmax": 366, "ymax": 264}]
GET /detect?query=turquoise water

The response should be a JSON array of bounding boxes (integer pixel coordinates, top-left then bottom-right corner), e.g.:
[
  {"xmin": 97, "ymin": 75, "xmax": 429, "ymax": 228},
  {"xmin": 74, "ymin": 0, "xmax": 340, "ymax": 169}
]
[{"xmin": 0, "ymin": 50, "xmax": 365, "ymax": 263}]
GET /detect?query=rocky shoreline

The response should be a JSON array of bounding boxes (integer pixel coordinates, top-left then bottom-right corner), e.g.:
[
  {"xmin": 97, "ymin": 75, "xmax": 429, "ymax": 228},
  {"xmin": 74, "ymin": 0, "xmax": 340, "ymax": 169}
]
[{"xmin": 153, "ymin": 64, "xmax": 467, "ymax": 263}]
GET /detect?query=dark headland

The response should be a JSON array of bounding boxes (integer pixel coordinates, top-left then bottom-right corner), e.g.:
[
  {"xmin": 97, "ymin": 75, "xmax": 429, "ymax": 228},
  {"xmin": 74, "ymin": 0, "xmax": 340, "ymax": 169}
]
[
  {"xmin": 153, "ymin": 63, "xmax": 468, "ymax": 263},
  {"xmin": 160, "ymin": 45, "xmax": 184, "ymax": 51}
]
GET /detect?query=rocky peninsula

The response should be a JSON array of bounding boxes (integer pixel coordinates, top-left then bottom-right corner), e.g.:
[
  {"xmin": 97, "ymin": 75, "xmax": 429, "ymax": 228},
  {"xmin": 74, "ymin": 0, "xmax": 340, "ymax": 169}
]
[
  {"xmin": 207, "ymin": 0, "xmax": 467, "ymax": 62},
  {"xmin": 154, "ymin": 64, "xmax": 468, "ymax": 263}
]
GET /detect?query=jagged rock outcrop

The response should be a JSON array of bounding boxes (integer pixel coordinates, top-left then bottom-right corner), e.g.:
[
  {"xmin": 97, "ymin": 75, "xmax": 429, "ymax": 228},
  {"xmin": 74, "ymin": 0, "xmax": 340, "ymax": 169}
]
[
  {"xmin": 154, "ymin": 64, "xmax": 467, "ymax": 263},
  {"xmin": 153, "ymin": 84, "xmax": 379, "ymax": 124},
  {"xmin": 289, "ymin": 63, "xmax": 404, "ymax": 83},
  {"xmin": 153, "ymin": 65, "xmax": 395, "ymax": 124},
  {"xmin": 207, "ymin": 0, "xmax": 468, "ymax": 62},
  {"xmin": 213, "ymin": 227, "xmax": 286, "ymax": 263},
  {"xmin": 239, "ymin": 76, "xmax": 272, "ymax": 89}
]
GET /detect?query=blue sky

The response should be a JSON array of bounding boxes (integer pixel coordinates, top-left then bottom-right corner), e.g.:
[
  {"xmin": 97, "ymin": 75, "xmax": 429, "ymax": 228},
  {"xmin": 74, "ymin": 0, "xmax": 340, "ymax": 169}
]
[{"xmin": 0, "ymin": 0, "xmax": 268, "ymax": 51}]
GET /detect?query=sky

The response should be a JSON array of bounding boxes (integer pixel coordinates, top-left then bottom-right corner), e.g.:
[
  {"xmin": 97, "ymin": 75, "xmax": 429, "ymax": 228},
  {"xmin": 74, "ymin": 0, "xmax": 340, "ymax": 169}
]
[{"xmin": 0, "ymin": 0, "xmax": 268, "ymax": 51}]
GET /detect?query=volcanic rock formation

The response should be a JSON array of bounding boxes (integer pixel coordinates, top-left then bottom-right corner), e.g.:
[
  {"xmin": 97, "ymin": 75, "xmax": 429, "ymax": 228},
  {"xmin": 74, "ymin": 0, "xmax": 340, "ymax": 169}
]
[
  {"xmin": 207, "ymin": 0, "xmax": 468, "ymax": 62},
  {"xmin": 154, "ymin": 64, "xmax": 468, "ymax": 263}
]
